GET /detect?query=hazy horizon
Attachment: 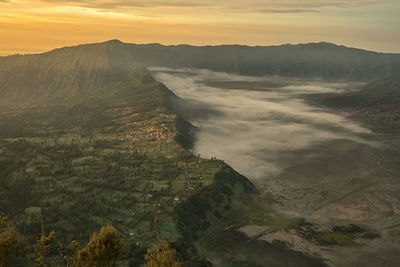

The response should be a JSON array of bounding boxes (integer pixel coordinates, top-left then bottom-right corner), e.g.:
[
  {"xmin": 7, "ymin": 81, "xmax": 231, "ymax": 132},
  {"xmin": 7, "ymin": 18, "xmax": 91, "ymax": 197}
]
[
  {"xmin": 1, "ymin": 39, "xmax": 400, "ymax": 58},
  {"xmin": 0, "ymin": 0, "xmax": 399, "ymax": 56}
]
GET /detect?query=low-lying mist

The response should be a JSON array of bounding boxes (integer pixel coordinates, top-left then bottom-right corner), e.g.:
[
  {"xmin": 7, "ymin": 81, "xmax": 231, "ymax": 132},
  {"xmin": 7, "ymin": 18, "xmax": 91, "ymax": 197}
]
[{"xmin": 150, "ymin": 67, "xmax": 374, "ymax": 181}]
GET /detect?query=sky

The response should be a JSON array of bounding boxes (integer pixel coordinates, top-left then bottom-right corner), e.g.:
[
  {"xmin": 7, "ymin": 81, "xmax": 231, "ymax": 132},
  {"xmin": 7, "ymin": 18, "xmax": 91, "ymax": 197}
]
[{"xmin": 0, "ymin": 0, "xmax": 399, "ymax": 56}]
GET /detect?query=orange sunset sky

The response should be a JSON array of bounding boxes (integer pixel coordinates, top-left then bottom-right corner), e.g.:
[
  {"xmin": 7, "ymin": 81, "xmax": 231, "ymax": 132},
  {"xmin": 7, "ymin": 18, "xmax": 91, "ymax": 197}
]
[{"xmin": 0, "ymin": 0, "xmax": 399, "ymax": 56}]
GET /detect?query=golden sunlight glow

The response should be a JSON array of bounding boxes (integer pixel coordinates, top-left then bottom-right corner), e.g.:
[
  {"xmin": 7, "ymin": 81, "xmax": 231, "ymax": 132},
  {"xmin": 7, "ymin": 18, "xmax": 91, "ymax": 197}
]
[{"xmin": 0, "ymin": 0, "xmax": 399, "ymax": 55}]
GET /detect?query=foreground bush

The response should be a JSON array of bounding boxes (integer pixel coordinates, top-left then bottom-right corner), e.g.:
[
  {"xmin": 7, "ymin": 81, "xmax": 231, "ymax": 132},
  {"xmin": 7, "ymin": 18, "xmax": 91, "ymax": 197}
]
[
  {"xmin": 142, "ymin": 243, "xmax": 182, "ymax": 267},
  {"xmin": 73, "ymin": 224, "xmax": 126, "ymax": 267}
]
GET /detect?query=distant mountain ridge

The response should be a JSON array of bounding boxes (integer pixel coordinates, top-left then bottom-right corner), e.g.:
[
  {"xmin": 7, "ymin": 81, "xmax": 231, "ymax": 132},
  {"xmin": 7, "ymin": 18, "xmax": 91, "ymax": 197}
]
[
  {"xmin": 123, "ymin": 41, "xmax": 400, "ymax": 80},
  {"xmin": 1, "ymin": 40, "xmax": 400, "ymax": 91}
]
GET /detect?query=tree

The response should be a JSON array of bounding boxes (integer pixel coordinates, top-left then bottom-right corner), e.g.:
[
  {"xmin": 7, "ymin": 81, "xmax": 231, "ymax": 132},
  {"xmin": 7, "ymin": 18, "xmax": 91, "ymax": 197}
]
[
  {"xmin": 0, "ymin": 217, "xmax": 26, "ymax": 267},
  {"xmin": 0, "ymin": 216, "xmax": 7, "ymax": 225},
  {"xmin": 5, "ymin": 173, "xmax": 34, "ymax": 208},
  {"xmin": 142, "ymin": 243, "xmax": 182, "ymax": 267},
  {"xmin": 34, "ymin": 231, "xmax": 57, "ymax": 267},
  {"xmin": 73, "ymin": 224, "xmax": 126, "ymax": 267},
  {"xmin": 66, "ymin": 240, "xmax": 81, "ymax": 267}
]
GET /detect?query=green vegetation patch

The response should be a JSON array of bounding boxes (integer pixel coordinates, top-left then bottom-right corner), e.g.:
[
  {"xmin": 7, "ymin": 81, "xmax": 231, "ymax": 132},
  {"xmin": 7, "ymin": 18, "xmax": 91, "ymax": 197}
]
[
  {"xmin": 312, "ymin": 231, "xmax": 356, "ymax": 246},
  {"xmin": 309, "ymin": 224, "xmax": 380, "ymax": 247}
]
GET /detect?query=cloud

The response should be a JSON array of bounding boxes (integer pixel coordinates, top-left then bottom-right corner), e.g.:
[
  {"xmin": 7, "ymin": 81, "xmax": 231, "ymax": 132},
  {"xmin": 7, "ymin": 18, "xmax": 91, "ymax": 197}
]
[
  {"xmin": 229, "ymin": 0, "xmax": 389, "ymax": 13},
  {"xmin": 255, "ymin": 9, "xmax": 318, "ymax": 13},
  {"xmin": 4, "ymin": 0, "xmax": 389, "ymax": 13},
  {"xmin": 150, "ymin": 67, "xmax": 376, "ymax": 181},
  {"xmin": 17, "ymin": 0, "xmax": 209, "ymax": 9}
]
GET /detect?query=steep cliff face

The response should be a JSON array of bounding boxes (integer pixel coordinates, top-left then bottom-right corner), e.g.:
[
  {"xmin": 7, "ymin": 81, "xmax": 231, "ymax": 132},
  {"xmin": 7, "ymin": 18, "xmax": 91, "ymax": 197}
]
[{"xmin": 0, "ymin": 40, "xmax": 136, "ymax": 101}]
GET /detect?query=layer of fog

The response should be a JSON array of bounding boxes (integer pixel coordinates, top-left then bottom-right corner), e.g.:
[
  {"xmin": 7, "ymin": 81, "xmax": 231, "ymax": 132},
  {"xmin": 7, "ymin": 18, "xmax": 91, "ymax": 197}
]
[{"xmin": 150, "ymin": 67, "xmax": 374, "ymax": 181}]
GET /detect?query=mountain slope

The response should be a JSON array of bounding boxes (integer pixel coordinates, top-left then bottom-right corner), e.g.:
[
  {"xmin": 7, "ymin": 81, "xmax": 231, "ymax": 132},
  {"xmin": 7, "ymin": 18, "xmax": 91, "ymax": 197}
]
[
  {"xmin": 2, "ymin": 40, "xmax": 400, "ymax": 84},
  {"xmin": 360, "ymin": 76, "xmax": 400, "ymax": 97},
  {"xmin": 314, "ymin": 76, "xmax": 400, "ymax": 132},
  {"xmin": 0, "ymin": 40, "xmax": 141, "ymax": 101},
  {"xmin": 127, "ymin": 41, "xmax": 400, "ymax": 80}
]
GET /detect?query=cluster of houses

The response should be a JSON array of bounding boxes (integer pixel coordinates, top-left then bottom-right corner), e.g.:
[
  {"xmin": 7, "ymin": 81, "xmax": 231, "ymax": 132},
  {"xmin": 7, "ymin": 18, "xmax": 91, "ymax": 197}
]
[{"xmin": 125, "ymin": 116, "xmax": 175, "ymax": 146}]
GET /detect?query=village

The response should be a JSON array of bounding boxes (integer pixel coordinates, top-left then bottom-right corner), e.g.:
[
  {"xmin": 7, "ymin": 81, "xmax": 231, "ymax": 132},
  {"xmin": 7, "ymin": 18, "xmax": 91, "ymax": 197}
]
[{"xmin": 0, "ymin": 107, "xmax": 224, "ymax": 249}]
